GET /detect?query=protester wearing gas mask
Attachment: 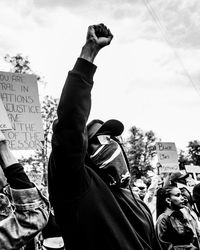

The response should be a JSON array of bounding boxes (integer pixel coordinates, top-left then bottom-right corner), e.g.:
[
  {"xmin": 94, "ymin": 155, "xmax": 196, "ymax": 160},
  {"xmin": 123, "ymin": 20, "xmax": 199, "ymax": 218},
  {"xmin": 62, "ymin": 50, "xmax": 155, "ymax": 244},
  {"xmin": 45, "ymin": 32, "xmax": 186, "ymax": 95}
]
[{"xmin": 48, "ymin": 23, "xmax": 161, "ymax": 250}]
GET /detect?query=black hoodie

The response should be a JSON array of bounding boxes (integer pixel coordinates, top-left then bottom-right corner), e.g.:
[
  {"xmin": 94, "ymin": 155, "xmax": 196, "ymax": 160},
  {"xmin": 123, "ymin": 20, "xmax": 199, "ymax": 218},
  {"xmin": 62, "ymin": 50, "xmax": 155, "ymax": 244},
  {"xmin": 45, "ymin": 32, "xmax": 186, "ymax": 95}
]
[{"xmin": 48, "ymin": 58, "xmax": 161, "ymax": 250}]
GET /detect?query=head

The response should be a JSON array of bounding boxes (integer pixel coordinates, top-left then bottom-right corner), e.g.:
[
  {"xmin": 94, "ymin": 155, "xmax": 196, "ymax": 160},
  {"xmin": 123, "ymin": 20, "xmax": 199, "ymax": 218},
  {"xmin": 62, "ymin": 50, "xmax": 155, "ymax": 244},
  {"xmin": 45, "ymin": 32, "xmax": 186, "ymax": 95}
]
[
  {"xmin": 134, "ymin": 179, "xmax": 147, "ymax": 200},
  {"xmin": 86, "ymin": 119, "xmax": 130, "ymax": 187},
  {"xmin": 193, "ymin": 183, "xmax": 200, "ymax": 214},
  {"xmin": 180, "ymin": 187, "xmax": 193, "ymax": 207},
  {"xmin": 157, "ymin": 185, "xmax": 184, "ymax": 214},
  {"xmin": 170, "ymin": 171, "xmax": 189, "ymax": 186}
]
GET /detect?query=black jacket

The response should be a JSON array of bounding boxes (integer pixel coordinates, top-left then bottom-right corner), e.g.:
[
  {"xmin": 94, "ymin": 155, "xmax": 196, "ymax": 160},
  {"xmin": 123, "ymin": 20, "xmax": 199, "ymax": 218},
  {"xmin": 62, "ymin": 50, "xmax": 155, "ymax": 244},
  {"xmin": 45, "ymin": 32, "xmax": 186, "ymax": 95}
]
[{"xmin": 48, "ymin": 58, "xmax": 161, "ymax": 250}]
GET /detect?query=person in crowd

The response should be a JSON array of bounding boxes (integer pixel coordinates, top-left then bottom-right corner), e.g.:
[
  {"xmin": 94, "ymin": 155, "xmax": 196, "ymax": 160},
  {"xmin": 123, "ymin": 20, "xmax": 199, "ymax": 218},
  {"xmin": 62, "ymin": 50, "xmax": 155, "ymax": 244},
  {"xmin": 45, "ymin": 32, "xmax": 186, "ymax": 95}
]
[
  {"xmin": 181, "ymin": 187, "xmax": 200, "ymax": 222},
  {"xmin": 134, "ymin": 179, "xmax": 147, "ymax": 200},
  {"xmin": 156, "ymin": 185, "xmax": 200, "ymax": 249},
  {"xmin": 143, "ymin": 175, "xmax": 160, "ymax": 224},
  {"xmin": 0, "ymin": 131, "xmax": 50, "ymax": 249},
  {"xmin": 192, "ymin": 183, "xmax": 200, "ymax": 232},
  {"xmin": 156, "ymin": 171, "xmax": 188, "ymax": 219},
  {"xmin": 193, "ymin": 183, "xmax": 200, "ymax": 215},
  {"xmin": 181, "ymin": 186, "xmax": 200, "ymax": 242},
  {"xmin": 48, "ymin": 23, "xmax": 161, "ymax": 250},
  {"xmin": 163, "ymin": 171, "xmax": 189, "ymax": 187}
]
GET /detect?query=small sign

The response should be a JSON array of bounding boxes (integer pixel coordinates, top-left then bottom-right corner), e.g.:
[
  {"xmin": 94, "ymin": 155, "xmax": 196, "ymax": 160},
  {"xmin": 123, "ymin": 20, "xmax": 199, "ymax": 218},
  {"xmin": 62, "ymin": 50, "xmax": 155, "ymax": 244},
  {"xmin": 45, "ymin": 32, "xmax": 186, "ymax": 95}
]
[
  {"xmin": 185, "ymin": 165, "xmax": 200, "ymax": 183},
  {"xmin": 185, "ymin": 165, "xmax": 200, "ymax": 174},
  {"xmin": 156, "ymin": 142, "xmax": 179, "ymax": 173}
]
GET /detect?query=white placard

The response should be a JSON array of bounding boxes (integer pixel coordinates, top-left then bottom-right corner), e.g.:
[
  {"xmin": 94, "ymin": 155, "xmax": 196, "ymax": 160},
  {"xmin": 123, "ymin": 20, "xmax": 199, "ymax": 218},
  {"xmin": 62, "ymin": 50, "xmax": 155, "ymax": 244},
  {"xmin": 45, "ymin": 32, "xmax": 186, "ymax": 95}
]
[
  {"xmin": 156, "ymin": 142, "xmax": 179, "ymax": 173},
  {"xmin": 185, "ymin": 165, "xmax": 200, "ymax": 173},
  {"xmin": 0, "ymin": 71, "xmax": 44, "ymax": 150}
]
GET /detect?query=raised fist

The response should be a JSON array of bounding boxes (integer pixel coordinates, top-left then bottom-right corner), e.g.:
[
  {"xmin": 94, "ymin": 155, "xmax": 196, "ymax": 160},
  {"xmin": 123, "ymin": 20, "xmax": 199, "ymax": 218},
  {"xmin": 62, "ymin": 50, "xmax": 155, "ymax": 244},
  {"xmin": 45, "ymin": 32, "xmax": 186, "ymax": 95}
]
[{"xmin": 86, "ymin": 23, "xmax": 113, "ymax": 48}]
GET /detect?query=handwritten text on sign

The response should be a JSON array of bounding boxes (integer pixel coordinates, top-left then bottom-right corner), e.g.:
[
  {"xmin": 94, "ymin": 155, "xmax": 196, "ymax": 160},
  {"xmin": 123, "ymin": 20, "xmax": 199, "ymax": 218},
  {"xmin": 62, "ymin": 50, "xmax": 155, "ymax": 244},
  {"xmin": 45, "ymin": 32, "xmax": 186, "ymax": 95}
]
[
  {"xmin": 156, "ymin": 142, "xmax": 179, "ymax": 173},
  {"xmin": 0, "ymin": 71, "xmax": 44, "ymax": 150},
  {"xmin": 0, "ymin": 98, "xmax": 12, "ymax": 130}
]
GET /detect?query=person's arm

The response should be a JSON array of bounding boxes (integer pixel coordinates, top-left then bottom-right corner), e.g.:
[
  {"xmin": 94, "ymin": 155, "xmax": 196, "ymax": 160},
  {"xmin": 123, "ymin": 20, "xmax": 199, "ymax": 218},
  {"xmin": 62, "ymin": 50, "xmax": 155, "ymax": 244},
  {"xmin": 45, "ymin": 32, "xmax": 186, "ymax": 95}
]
[
  {"xmin": 0, "ymin": 133, "xmax": 34, "ymax": 189},
  {"xmin": 143, "ymin": 175, "xmax": 159, "ymax": 205},
  {"xmin": 163, "ymin": 173, "xmax": 171, "ymax": 187},
  {"xmin": 0, "ymin": 131, "xmax": 50, "ymax": 249},
  {"xmin": 48, "ymin": 24, "xmax": 113, "ymax": 200}
]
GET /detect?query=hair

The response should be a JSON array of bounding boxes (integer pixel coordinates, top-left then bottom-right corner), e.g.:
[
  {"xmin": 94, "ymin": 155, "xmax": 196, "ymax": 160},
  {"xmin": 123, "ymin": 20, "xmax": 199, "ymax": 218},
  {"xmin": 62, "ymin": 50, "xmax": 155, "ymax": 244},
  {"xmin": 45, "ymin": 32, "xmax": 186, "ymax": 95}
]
[{"xmin": 156, "ymin": 185, "xmax": 177, "ymax": 218}]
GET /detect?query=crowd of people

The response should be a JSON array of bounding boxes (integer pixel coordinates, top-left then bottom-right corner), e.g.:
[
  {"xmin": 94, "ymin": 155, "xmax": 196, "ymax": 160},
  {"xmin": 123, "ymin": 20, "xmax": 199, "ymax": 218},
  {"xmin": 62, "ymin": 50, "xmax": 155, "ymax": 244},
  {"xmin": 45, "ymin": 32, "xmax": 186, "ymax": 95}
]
[{"xmin": 0, "ymin": 23, "xmax": 200, "ymax": 250}]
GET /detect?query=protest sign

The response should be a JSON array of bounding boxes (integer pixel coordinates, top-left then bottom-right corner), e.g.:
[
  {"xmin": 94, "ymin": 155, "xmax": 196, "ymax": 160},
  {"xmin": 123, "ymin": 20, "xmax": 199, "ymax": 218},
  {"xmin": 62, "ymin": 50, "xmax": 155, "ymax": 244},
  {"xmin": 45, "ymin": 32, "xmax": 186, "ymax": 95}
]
[
  {"xmin": 185, "ymin": 165, "xmax": 200, "ymax": 183},
  {"xmin": 156, "ymin": 142, "xmax": 179, "ymax": 173},
  {"xmin": 185, "ymin": 165, "xmax": 200, "ymax": 174},
  {"xmin": 0, "ymin": 98, "xmax": 12, "ymax": 130},
  {"xmin": 0, "ymin": 71, "xmax": 44, "ymax": 150}
]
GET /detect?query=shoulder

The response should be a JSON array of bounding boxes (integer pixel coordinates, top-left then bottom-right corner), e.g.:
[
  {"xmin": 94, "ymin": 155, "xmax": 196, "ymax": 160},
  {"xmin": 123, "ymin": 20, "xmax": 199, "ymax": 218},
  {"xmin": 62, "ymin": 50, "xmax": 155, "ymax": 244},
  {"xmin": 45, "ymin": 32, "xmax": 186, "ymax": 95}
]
[{"xmin": 156, "ymin": 212, "xmax": 170, "ymax": 228}]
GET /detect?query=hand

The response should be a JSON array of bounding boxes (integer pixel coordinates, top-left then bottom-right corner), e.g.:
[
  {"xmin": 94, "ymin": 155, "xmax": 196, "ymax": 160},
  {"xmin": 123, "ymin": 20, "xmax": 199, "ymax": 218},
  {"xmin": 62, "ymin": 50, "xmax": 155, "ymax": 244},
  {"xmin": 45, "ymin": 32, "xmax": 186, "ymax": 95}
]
[
  {"xmin": 80, "ymin": 23, "xmax": 113, "ymax": 63},
  {"xmin": 0, "ymin": 131, "xmax": 18, "ymax": 169},
  {"xmin": 86, "ymin": 23, "xmax": 113, "ymax": 49}
]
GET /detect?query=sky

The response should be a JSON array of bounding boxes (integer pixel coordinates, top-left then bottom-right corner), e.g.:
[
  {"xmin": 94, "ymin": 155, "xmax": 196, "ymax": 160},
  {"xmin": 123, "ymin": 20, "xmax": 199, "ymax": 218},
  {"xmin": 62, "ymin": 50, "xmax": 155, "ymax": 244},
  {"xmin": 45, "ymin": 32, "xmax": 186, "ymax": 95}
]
[{"xmin": 0, "ymin": 0, "xmax": 200, "ymax": 152}]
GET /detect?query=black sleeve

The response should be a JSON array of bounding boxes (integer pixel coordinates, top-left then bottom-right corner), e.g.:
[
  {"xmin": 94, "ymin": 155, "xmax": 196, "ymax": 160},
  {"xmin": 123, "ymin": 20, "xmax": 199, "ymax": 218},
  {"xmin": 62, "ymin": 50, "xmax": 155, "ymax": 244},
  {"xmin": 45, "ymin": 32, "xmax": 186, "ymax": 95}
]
[
  {"xmin": 48, "ymin": 58, "xmax": 96, "ymax": 199},
  {"xmin": 4, "ymin": 163, "xmax": 34, "ymax": 189},
  {"xmin": 42, "ymin": 212, "xmax": 62, "ymax": 239}
]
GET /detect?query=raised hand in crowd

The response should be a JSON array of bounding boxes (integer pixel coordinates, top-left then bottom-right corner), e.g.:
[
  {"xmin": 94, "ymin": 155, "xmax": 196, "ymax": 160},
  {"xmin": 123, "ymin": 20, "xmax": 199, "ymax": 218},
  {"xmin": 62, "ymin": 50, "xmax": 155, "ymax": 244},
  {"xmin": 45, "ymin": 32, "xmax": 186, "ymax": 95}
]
[{"xmin": 0, "ymin": 130, "xmax": 50, "ymax": 250}]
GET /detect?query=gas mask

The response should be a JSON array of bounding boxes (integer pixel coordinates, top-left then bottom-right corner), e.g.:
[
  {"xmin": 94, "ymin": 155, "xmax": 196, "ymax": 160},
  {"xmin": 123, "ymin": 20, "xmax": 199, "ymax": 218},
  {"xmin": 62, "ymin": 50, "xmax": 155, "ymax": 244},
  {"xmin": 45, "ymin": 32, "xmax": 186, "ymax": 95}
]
[{"xmin": 90, "ymin": 135, "xmax": 130, "ymax": 187}]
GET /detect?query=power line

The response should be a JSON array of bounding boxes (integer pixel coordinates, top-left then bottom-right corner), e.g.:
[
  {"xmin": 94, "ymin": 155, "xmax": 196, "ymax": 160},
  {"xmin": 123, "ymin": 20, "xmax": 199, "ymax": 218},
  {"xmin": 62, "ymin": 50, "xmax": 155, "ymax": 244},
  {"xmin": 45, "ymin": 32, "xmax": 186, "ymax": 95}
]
[{"xmin": 142, "ymin": 0, "xmax": 200, "ymax": 97}]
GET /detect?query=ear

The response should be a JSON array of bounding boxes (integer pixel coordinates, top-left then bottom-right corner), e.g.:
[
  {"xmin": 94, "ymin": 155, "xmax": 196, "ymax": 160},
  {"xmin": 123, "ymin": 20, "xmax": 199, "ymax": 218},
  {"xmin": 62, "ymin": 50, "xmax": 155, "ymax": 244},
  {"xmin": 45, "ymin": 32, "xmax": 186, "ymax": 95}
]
[{"xmin": 166, "ymin": 197, "xmax": 171, "ymax": 206}]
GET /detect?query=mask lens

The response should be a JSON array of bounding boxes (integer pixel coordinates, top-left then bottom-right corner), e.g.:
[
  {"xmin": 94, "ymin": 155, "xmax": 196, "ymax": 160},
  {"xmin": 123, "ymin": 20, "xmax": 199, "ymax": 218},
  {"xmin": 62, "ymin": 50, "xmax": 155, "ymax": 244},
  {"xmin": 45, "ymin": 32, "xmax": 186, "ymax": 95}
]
[{"xmin": 97, "ymin": 135, "xmax": 111, "ymax": 145}]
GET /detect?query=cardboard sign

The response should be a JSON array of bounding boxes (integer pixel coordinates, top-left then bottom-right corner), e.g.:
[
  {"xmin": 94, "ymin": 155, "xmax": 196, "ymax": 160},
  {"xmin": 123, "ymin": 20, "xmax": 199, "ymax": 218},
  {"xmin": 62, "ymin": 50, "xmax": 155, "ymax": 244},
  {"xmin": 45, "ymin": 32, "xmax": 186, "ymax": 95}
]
[
  {"xmin": 185, "ymin": 165, "xmax": 200, "ymax": 183},
  {"xmin": 156, "ymin": 142, "xmax": 179, "ymax": 173},
  {"xmin": 0, "ymin": 71, "xmax": 44, "ymax": 150},
  {"xmin": 185, "ymin": 165, "xmax": 200, "ymax": 174},
  {"xmin": 0, "ymin": 98, "xmax": 12, "ymax": 130}
]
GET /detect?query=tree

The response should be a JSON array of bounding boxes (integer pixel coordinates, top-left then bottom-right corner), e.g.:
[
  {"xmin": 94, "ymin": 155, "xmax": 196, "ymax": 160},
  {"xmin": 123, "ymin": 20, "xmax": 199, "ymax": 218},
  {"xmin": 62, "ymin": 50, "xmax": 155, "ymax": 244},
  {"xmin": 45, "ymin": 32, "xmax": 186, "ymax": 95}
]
[
  {"xmin": 4, "ymin": 54, "xmax": 32, "ymax": 74},
  {"xmin": 39, "ymin": 95, "xmax": 58, "ymax": 185},
  {"xmin": 187, "ymin": 140, "xmax": 200, "ymax": 166},
  {"xmin": 126, "ymin": 126, "xmax": 158, "ymax": 185},
  {"xmin": 4, "ymin": 53, "xmax": 58, "ymax": 187},
  {"xmin": 18, "ymin": 95, "xmax": 58, "ymax": 186},
  {"xmin": 4, "ymin": 53, "xmax": 46, "ymax": 88},
  {"xmin": 178, "ymin": 149, "xmax": 190, "ymax": 170}
]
